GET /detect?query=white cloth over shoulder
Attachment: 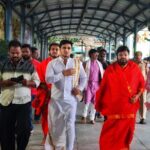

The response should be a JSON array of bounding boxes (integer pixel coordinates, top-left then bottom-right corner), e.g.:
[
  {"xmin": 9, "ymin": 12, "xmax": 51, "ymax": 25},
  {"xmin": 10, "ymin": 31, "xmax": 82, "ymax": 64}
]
[{"xmin": 45, "ymin": 57, "xmax": 87, "ymax": 101}]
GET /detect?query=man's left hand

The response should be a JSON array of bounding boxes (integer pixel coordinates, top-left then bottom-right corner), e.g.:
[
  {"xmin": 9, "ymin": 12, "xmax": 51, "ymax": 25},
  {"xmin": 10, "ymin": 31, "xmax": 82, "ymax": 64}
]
[
  {"xmin": 72, "ymin": 87, "xmax": 81, "ymax": 96},
  {"xmin": 130, "ymin": 94, "xmax": 139, "ymax": 104},
  {"xmin": 21, "ymin": 79, "xmax": 29, "ymax": 86}
]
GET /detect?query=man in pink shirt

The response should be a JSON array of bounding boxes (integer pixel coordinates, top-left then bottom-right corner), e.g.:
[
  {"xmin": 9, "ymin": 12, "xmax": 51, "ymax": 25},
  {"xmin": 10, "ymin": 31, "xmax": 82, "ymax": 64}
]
[{"xmin": 81, "ymin": 49, "xmax": 104, "ymax": 124}]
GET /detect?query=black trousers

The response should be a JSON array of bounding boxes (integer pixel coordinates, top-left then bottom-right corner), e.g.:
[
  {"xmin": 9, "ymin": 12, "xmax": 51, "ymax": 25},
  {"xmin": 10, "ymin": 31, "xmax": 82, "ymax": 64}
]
[
  {"xmin": 0, "ymin": 106, "xmax": 2, "ymax": 148},
  {"xmin": 0, "ymin": 102, "xmax": 31, "ymax": 150}
]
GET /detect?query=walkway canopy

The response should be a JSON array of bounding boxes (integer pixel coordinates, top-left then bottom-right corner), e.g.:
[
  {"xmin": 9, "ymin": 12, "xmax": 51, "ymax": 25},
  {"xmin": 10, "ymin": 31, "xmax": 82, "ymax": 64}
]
[{"xmin": 2, "ymin": 0, "xmax": 150, "ymax": 40}]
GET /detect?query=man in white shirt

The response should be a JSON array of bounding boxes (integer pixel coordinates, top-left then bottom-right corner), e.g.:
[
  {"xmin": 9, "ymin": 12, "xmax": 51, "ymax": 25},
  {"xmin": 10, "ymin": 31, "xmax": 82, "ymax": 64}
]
[{"xmin": 45, "ymin": 40, "xmax": 87, "ymax": 150}]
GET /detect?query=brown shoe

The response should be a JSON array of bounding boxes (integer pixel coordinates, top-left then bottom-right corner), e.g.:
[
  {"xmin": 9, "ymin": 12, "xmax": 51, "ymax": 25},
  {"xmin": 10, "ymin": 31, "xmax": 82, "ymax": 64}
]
[
  {"xmin": 81, "ymin": 117, "xmax": 86, "ymax": 124},
  {"xmin": 90, "ymin": 120, "xmax": 95, "ymax": 124}
]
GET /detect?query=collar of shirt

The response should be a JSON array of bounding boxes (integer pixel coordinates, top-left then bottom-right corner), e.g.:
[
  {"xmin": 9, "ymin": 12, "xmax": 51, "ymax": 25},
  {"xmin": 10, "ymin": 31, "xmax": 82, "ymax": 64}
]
[
  {"xmin": 58, "ymin": 56, "xmax": 71, "ymax": 65},
  {"xmin": 9, "ymin": 58, "xmax": 25, "ymax": 66}
]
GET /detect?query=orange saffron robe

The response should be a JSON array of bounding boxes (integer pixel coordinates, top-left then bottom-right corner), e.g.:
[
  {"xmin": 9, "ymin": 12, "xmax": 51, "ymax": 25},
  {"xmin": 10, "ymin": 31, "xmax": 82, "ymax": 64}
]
[
  {"xmin": 95, "ymin": 61, "xmax": 145, "ymax": 150},
  {"xmin": 32, "ymin": 57, "xmax": 52, "ymax": 137}
]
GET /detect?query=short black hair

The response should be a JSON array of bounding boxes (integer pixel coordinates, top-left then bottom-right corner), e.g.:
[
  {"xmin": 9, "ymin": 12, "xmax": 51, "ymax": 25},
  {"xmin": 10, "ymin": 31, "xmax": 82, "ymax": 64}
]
[
  {"xmin": 97, "ymin": 46, "xmax": 104, "ymax": 51},
  {"xmin": 88, "ymin": 49, "xmax": 98, "ymax": 57},
  {"xmin": 116, "ymin": 46, "xmax": 130, "ymax": 55},
  {"xmin": 70, "ymin": 53, "xmax": 74, "ymax": 58},
  {"xmin": 31, "ymin": 47, "xmax": 38, "ymax": 53},
  {"xmin": 21, "ymin": 44, "xmax": 31, "ymax": 51},
  {"xmin": 60, "ymin": 40, "xmax": 73, "ymax": 48},
  {"xmin": 99, "ymin": 48, "xmax": 107, "ymax": 53},
  {"xmin": 49, "ymin": 43, "xmax": 59, "ymax": 51},
  {"xmin": 8, "ymin": 40, "xmax": 21, "ymax": 50},
  {"xmin": 134, "ymin": 51, "xmax": 142, "ymax": 56}
]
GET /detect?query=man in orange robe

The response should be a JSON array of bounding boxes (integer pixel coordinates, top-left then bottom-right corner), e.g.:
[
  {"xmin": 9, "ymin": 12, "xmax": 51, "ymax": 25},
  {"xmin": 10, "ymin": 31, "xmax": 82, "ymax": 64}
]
[
  {"xmin": 32, "ymin": 43, "xmax": 60, "ymax": 143},
  {"xmin": 95, "ymin": 46, "xmax": 145, "ymax": 150}
]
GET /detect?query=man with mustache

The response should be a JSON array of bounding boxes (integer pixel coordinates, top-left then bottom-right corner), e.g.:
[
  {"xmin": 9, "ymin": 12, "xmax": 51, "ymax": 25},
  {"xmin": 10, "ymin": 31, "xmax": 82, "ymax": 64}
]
[
  {"xmin": 0, "ymin": 40, "xmax": 40, "ymax": 150},
  {"xmin": 21, "ymin": 44, "xmax": 41, "ymax": 130},
  {"xmin": 95, "ymin": 46, "xmax": 145, "ymax": 150},
  {"xmin": 32, "ymin": 43, "xmax": 60, "ymax": 144}
]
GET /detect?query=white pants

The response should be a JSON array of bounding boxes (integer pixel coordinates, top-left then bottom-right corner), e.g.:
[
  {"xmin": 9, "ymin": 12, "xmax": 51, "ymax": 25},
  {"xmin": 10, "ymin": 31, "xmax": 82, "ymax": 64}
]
[
  {"xmin": 139, "ymin": 91, "xmax": 147, "ymax": 119},
  {"xmin": 45, "ymin": 99, "xmax": 77, "ymax": 150},
  {"xmin": 82, "ymin": 103, "xmax": 96, "ymax": 121}
]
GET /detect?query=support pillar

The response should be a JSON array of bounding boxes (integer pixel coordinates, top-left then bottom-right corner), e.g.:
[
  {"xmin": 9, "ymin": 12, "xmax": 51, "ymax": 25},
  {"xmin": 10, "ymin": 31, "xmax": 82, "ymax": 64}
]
[
  {"xmin": 108, "ymin": 37, "xmax": 111, "ymax": 62},
  {"xmin": 40, "ymin": 36, "xmax": 43, "ymax": 59},
  {"xmin": 20, "ymin": 4, "xmax": 26, "ymax": 43},
  {"xmin": 114, "ymin": 33, "xmax": 118, "ymax": 50},
  {"xmin": 31, "ymin": 16, "xmax": 34, "ymax": 45},
  {"xmin": 133, "ymin": 21, "xmax": 138, "ymax": 53},
  {"xmin": 104, "ymin": 39, "xmax": 107, "ymax": 48},
  {"xmin": 123, "ymin": 28, "xmax": 127, "ymax": 45},
  {"xmin": 5, "ymin": 0, "xmax": 12, "ymax": 42},
  {"xmin": 44, "ymin": 36, "xmax": 47, "ymax": 59}
]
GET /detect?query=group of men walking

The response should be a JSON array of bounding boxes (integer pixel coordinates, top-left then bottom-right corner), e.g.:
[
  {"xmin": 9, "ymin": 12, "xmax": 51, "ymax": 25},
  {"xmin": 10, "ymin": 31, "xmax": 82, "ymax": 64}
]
[{"xmin": 0, "ymin": 39, "xmax": 149, "ymax": 150}]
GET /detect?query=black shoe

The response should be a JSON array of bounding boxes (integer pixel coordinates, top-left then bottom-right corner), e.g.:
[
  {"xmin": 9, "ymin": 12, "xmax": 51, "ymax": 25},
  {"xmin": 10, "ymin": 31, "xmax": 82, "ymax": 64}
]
[
  {"xmin": 90, "ymin": 120, "xmax": 95, "ymax": 124},
  {"xmin": 139, "ymin": 119, "xmax": 146, "ymax": 124}
]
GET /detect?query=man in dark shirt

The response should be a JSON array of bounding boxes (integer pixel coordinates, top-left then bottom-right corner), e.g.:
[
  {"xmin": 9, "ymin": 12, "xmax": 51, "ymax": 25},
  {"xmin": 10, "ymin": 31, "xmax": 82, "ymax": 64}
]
[
  {"xmin": 97, "ymin": 48, "xmax": 110, "ymax": 70},
  {"xmin": 96, "ymin": 48, "xmax": 110, "ymax": 120}
]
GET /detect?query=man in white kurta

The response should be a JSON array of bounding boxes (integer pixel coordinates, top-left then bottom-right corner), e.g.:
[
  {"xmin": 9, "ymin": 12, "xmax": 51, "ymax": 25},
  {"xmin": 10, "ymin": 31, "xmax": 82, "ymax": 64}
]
[{"xmin": 45, "ymin": 40, "xmax": 87, "ymax": 150}]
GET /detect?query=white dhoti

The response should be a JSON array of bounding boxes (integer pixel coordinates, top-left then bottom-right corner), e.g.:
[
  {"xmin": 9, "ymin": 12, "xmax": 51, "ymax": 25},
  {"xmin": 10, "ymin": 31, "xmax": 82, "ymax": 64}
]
[
  {"xmin": 139, "ymin": 91, "xmax": 147, "ymax": 119},
  {"xmin": 45, "ymin": 98, "xmax": 77, "ymax": 150}
]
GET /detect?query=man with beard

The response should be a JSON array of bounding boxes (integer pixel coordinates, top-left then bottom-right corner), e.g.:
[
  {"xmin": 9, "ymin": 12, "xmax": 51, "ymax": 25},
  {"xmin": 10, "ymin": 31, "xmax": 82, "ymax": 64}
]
[
  {"xmin": 32, "ymin": 43, "xmax": 60, "ymax": 144},
  {"xmin": 133, "ymin": 51, "xmax": 148, "ymax": 124},
  {"xmin": 81, "ymin": 49, "xmax": 104, "ymax": 124},
  {"xmin": 21, "ymin": 44, "xmax": 41, "ymax": 130},
  {"xmin": 95, "ymin": 46, "xmax": 145, "ymax": 150},
  {"xmin": 97, "ymin": 48, "xmax": 110, "ymax": 70},
  {"xmin": 31, "ymin": 47, "xmax": 40, "ymax": 60},
  {"xmin": 96, "ymin": 48, "xmax": 110, "ymax": 120},
  {"xmin": 0, "ymin": 40, "xmax": 40, "ymax": 150}
]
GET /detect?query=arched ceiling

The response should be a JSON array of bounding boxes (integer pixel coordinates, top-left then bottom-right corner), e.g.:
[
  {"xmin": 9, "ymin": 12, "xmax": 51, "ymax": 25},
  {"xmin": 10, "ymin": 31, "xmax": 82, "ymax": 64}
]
[{"xmin": 2, "ymin": 0, "xmax": 150, "ymax": 40}]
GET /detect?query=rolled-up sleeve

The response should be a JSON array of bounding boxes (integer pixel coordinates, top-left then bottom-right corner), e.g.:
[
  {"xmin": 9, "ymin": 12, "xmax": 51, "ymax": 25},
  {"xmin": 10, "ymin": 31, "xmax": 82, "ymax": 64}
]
[{"xmin": 31, "ymin": 71, "xmax": 40, "ymax": 88}]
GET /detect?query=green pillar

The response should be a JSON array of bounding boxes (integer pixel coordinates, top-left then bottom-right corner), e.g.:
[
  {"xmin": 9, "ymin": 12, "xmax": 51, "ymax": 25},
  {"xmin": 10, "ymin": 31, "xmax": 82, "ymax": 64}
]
[
  {"xmin": 31, "ymin": 16, "xmax": 34, "ymax": 45},
  {"xmin": 133, "ymin": 21, "xmax": 138, "ymax": 53},
  {"xmin": 20, "ymin": 4, "xmax": 26, "ymax": 43},
  {"xmin": 109, "ymin": 37, "xmax": 111, "ymax": 62},
  {"xmin": 123, "ymin": 28, "xmax": 127, "ymax": 45},
  {"xmin": 5, "ymin": 0, "xmax": 12, "ymax": 42},
  {"xmin": 115, "ymin": 33, "xmax": 118, "ymax": 49}
]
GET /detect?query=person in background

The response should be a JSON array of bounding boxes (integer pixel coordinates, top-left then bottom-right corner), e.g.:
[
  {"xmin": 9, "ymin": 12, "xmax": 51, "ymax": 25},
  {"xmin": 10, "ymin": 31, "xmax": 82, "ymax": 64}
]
[
  {"xmin": 81, "ymin": 49, "xmax": 104, "ymax": 124},
  {"xmin": 45, "ymin": 40, "xmax": 86, "ymax": 150},
  {"xmin": 133, "ymin": 51, "xmax": 148, "ymax": 124},
  {"xmin": 96, "ymin": 48, "xmax": 110, "ymax": 119},
  {"xmin": 21, "ymin": 44, "xmax": 41, "ymax": 131},
  {"xmin": 97, "ymin": 47, "xmax": 110, "ymax": 70},
  {"xmin": 31, "ymin": 47, "xmax": 40, "ymax": 60},
  {"xmin": 32, "ymin": 43, "xmax": 60, "ymax": 144},
  {"xmin": 0, "ymin": 40, "xmax": 40, "ymax": 150},
  {"xmin": 95, "ymin": 46, "xmax": 145, "ymax": 150}
]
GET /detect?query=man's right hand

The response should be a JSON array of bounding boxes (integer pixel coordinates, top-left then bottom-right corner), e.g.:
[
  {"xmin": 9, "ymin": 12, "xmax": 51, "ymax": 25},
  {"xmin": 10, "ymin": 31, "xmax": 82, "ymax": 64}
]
[
  {"xmin": 62, "ymin": 68, "xmax": 76, "ymax": 76},
  {"xmin": 1, "ymin": 79, "xmax": 16, "ymax": 87}
]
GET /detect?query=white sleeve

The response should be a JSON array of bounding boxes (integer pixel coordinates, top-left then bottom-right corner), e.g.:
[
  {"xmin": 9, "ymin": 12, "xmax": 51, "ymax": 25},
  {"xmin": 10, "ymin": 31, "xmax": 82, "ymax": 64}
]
[
  {"xmin": 45, "ymin": 61, "xmax": 64, "ymax": 84},
  {"xmin": 78, "ymin": 62, "xmax": 87, "ymax": 91},
  {"xmin": 100, "ymin": 63, "xmax": 104, "ymax": 78},
  {"xmin": 31, "ymin": 71, "xmax": 40, "ymax": 88}
]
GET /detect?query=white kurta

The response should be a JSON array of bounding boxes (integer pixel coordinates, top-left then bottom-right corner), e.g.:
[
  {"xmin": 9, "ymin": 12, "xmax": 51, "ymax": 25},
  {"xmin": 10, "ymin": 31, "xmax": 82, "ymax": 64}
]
[{"xmin": 45, "ymin": 57, "xmax": 87, "ymax": 150}]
